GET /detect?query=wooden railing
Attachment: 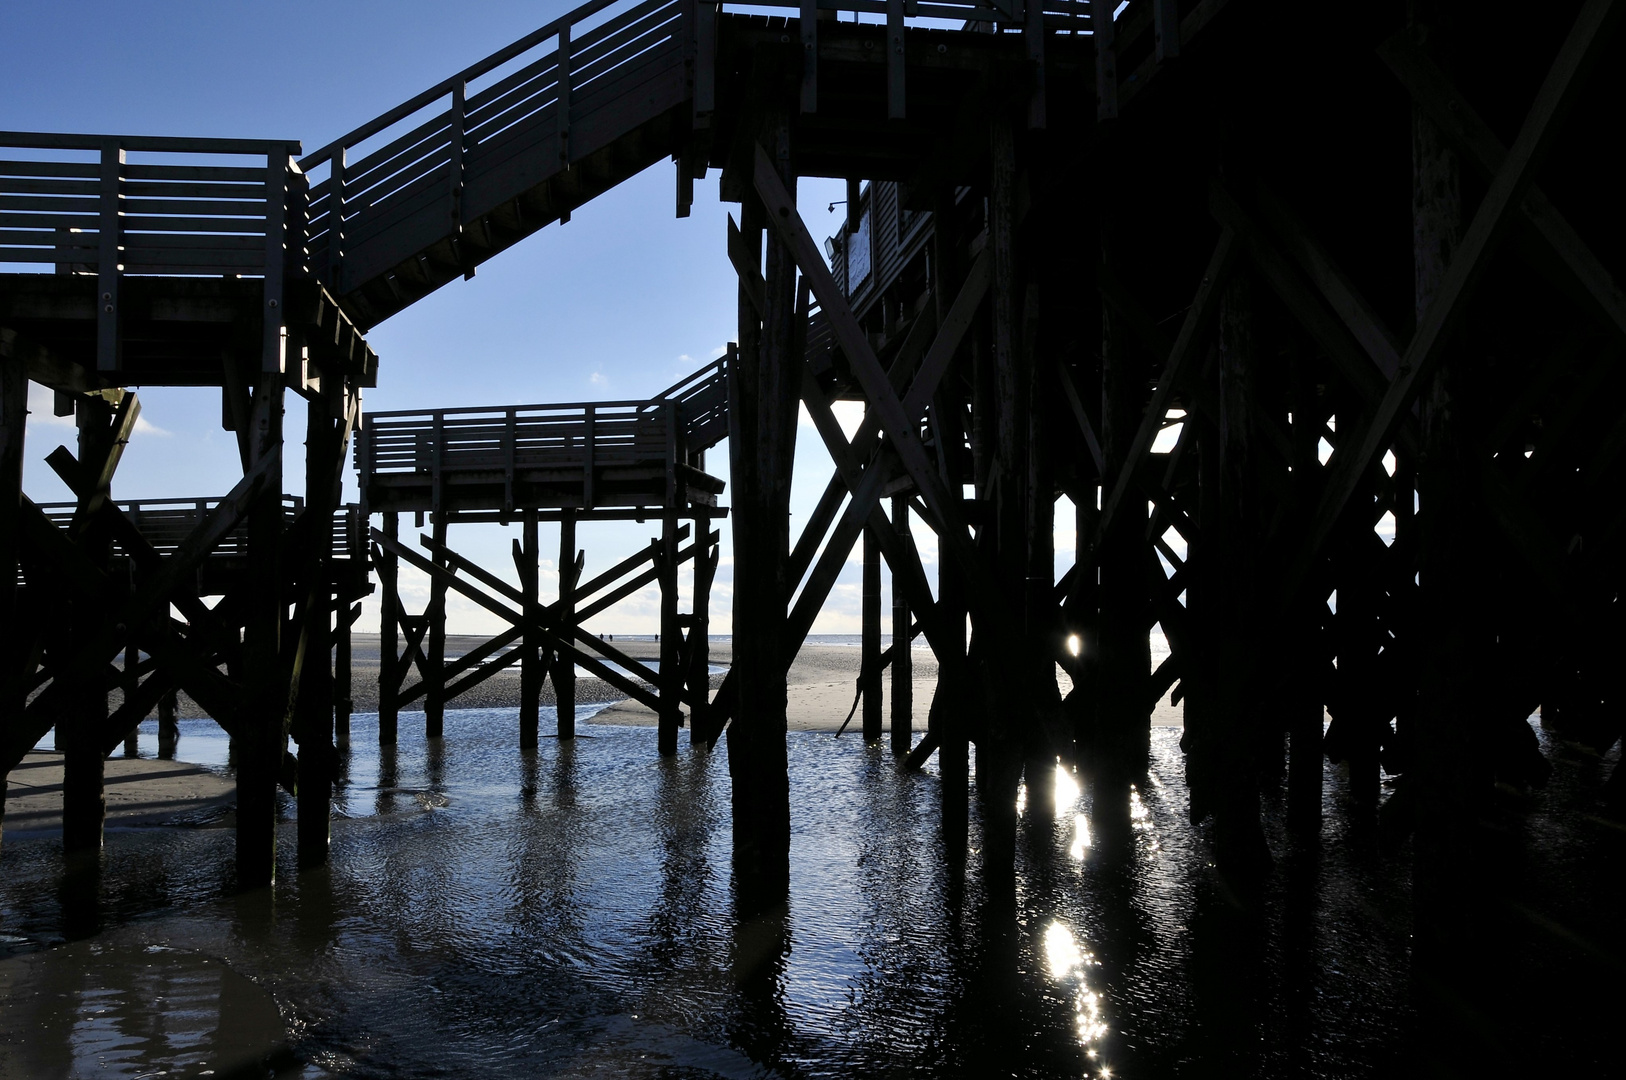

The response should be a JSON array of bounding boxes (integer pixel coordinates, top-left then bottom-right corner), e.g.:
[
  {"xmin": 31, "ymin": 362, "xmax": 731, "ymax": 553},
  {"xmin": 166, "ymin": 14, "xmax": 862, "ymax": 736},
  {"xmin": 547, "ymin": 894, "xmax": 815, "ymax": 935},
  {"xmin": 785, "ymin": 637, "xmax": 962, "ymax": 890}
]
[
  {"xmin": 32, "ymin": 498, "xmax": 366, "ymax": 561},
  {"xmin": 360, "ymin": 400, "xmax": 676, "ymax": 476},
  {"xmin": 5, "ymin": 0, "xmax": 1113, "ymax": 337},
  {"xmin": 0, "ymin": 133, "xmax": 305, "ymax": 368},
  {"xmin": 728, "ymin": 0, "xmax": 1094, "ymax": 30},
  {"xmin": 654, "ymin": 355, "xmax": 730, "ymax": 450},
  {"xmin": 297, "ymin": 0, "xmax": 1105, "ymax": 302},
  {"xmin": 299, "ymin": 0, "xmax": 690, "ymax": 294}
]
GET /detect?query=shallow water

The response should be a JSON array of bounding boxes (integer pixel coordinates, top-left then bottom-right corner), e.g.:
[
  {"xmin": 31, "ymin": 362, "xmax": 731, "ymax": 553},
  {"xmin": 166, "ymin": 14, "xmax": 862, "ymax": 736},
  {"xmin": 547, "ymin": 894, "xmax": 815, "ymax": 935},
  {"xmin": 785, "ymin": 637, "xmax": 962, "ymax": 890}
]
[{"xmin": 1, "ymin": 711, "xmax": 1620, "ymax": 1078}]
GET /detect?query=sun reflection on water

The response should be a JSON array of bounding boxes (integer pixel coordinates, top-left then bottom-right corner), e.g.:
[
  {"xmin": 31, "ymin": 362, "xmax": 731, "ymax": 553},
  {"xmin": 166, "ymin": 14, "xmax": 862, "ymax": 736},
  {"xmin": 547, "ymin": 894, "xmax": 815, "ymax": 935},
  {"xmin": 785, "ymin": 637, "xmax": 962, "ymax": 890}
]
[
  {"xmin": 1069, "ymin": 814, "xmax": 1092, "ymax": 860},
  {"xmin": 1129, "ymin": 783, "xmax": 1158, "ymax": 850},
  {"xmin": 1041, "ymin": 920, "xmax": 1110, "ymax": 1061},
  {"xmin": 1054, "ymin": 765, "xmax": 1081, "ymax": 813}
]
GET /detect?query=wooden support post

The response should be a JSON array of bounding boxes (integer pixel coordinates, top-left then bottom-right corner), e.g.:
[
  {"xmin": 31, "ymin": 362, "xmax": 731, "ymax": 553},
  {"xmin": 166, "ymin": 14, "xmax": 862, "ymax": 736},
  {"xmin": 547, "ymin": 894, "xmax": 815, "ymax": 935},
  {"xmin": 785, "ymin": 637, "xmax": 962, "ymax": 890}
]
[
  {"xmin": 0, "ymin": 344, "xmax": 24, "ymax": 846},
  {"xmin": 930, "ymin": 194, "xmax": 971, "ymax": 857},
  {"xmin": 889, "ymin": 496, "xmax": 913, "ymax": 754},
  {"xmin": 1210, "ymin": 268, "xmax": 1270, "ymax": 874},
  {"xmin": 518, "ymin": 510, "xmax": 541, "ymax": 749},
  {"xmin": 658, "ymin": 513, "xmax": 682, "ymax": 755},
  {"xmin": 62, "ymin": 393, "xmax": 115, "ymax": 853},
  {"xmin": 726, "ymin": 112, "xmax": 795, "ymax": 894},
  {"xmin": 1096, "ymin": 227, "xmax": 1151, "ymax": 842},
  {"xmin": 1022, "ymin": 272, "xmax": 1060, "ymax": 803},
  {"xmin": 1409, "ymin": 8, "xmax": 1487, "ymax": 1051},
  {"xmin": 237, "ymin": 370, "xmax": 285, "ymax": 888},
  {"xmin": 296, "ymin": 394, "xmax": 341, "ymax": 867},
  {"xmin": 425, "ymin": 516, "xmax": 449, "ymax": 738},
  {"xmin": 980, "ymin": 113, "xmax": 1026, "ymax": 878},
  {"xmin": 556, "ymin": 509, "xmax": 577, "ymax": 739},
  {"xmin": 688, "ymin": 531, "xmax": 717, "ymax": 743},
  {"xmin": 862, "ymin": 520, "xmax": 883, "ymax": 742}
]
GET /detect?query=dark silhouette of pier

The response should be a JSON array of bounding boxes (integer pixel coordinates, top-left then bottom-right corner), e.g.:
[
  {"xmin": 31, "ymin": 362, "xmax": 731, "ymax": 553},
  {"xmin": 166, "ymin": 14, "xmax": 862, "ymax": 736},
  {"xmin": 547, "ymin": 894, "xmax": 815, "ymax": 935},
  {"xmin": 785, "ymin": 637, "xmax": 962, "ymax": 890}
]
[{"xmin": 3, "ymin": 0, "xmax": 1623, "ymax": 1071}]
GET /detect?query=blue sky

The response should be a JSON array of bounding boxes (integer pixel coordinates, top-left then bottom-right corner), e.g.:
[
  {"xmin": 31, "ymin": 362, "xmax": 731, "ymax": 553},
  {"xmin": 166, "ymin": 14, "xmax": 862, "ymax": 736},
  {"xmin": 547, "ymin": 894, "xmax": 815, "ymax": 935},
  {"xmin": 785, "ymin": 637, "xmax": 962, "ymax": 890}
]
[{"xmin": 1, "ymin": 0, "xmax": 941, "ymax": 636}]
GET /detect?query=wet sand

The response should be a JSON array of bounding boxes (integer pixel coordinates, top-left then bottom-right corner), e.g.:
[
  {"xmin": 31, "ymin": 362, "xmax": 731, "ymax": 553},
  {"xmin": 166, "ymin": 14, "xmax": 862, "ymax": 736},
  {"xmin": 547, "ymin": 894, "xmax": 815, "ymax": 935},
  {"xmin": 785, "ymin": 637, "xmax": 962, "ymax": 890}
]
[{"xmin": 1, "ymin": 751, "xmax": 236, "ymax": 840}]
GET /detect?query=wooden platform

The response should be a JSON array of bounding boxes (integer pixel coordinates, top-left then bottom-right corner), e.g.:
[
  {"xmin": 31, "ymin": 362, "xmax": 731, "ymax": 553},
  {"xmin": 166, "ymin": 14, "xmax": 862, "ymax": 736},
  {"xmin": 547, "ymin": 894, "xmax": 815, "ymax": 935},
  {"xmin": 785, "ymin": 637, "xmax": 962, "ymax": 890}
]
[{"xmin": 356, "ymin": 357, "xmax": 728, "ymax": 519}]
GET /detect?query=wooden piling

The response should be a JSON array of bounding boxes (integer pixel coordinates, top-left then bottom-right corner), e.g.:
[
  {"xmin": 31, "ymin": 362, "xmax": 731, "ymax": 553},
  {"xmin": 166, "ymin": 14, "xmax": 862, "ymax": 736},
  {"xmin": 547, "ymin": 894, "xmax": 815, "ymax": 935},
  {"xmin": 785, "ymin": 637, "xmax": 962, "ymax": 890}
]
[
  {"xmin": 726, "ymin": 108, "xmax": 795, "ymax": 888},
  {"xmin": 334, "ymin": 603, "xmax": 354, "ymax": 750},
  {"xmin": 296, "ymin": 394, "xmax": 343, "ymax": 868},
  {"xmin": 930, "ymin": 191, "xmax": 971, "ymax": 855},
  {"xmin": 62, "ymin": 393, "xmax": 114, "ymax": 853},
  {"xmin": 1095, "ymin": 227, "xmax": 1151, "ymax": 841},
  {"xmin": 1408, "ymin": 8, "xmax": 1485, "ymax": 1039},
  {"xmin": 862, "ymin": 521, "xmax": 883, "ymax": 741},
  {"xmin": 556, "ymin": 509, "xmax": 577, "ymax": 739},
  {"xmin": 889, "ymin": 496, "xmax": 913, "ymax": 754},
  {"xmin": 687, "ymin": 532, "xmax": 717, "ymax": 743},
  {"xmin": 0, "ymin": 341, "xmax": 24, "ymax": 846},
  {"xmin": 1210, "ymin": 266, "xmax": 1269, "ymax": 873},
  {"xmin": 236, "ymin": 370, "xmax": 285, "ymax": 888},
  {"xmin": 378, "ymin": 512, "xmax": 400, "ymax": 746},
  {"xmin": 518, "ymin": 510, "xmax": 542, "ymax": 749},
  {"xmin": 658, "ymin": 512, "xmax": 682, "ymax": 754},
  {"xmin": 425, "ymin": 516, "xmax": 449, "ymax": 739}
]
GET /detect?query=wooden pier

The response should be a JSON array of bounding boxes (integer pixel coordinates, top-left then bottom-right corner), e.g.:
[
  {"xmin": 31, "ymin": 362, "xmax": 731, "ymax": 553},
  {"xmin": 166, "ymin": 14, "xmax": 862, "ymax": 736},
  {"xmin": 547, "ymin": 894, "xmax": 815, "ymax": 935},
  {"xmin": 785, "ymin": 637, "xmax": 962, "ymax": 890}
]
[
  {"xmin": 3, "ymin": 0, "xmax": 1623, "ymax": 1056},
  {"xmin": 357, "ymin": 359, "xmax": 727, "ymax": 753}
]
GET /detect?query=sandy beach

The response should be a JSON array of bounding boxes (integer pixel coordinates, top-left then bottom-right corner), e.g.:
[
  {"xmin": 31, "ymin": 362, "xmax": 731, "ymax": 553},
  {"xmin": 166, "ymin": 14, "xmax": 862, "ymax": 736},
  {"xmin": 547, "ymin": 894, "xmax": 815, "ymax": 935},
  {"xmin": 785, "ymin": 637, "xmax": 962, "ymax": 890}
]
[
  {"xmin": 1, "ymin": 751, "xmax": 236, "ymax": 840},
  {"xmin": 330, "ymin": 635, "xmax": 1184, "ymax": 733},
  {"xmin": 41, "ymin": 634, "xmax": 1186, "ymax": 740}
]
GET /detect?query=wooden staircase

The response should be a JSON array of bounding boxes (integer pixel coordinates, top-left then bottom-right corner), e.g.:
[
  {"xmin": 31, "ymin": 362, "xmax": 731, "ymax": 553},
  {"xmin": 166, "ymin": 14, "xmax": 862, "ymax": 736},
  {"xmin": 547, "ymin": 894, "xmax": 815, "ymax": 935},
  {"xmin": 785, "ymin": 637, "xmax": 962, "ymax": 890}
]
[{"xmin": 300, "ymin": 0, "xmax": 698, "ymax": 331}]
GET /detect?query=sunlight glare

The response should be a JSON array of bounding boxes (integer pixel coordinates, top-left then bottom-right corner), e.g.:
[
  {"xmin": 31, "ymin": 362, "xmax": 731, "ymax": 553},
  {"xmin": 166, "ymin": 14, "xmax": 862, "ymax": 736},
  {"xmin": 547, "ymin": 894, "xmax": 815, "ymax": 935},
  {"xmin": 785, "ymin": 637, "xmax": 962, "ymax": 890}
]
[
  {"xmin": 1054, "ymin": 765, "xmax": 1081, "ymax": 813},
  {"xmin": 1070, "ymin": 813, "xmax": 1092, "ymax": 860}
]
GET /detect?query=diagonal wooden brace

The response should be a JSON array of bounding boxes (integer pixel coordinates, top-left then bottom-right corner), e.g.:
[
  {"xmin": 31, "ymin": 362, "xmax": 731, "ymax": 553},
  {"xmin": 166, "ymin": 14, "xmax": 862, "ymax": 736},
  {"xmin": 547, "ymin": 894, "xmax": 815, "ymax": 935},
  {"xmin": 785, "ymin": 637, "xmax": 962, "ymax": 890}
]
[{"xmin": 1292, "ymin": 0, "xmax": 1621, "ymax": 594}]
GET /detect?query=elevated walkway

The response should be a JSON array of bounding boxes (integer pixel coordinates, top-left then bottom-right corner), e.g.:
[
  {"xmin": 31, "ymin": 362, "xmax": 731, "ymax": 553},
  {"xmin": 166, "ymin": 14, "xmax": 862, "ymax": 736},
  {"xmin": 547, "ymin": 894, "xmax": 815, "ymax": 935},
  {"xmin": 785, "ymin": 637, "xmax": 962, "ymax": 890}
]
[
  {"xmin": 294, "ymin": 0, "xmax": 1093, "ymax": 329},
  {"xmin": 25, "ymin": 498, "xmax": 368, "ymax": 596},
  {"xmin": 355, "ymin": 355, "xmax": 728, "ymax": 520}
]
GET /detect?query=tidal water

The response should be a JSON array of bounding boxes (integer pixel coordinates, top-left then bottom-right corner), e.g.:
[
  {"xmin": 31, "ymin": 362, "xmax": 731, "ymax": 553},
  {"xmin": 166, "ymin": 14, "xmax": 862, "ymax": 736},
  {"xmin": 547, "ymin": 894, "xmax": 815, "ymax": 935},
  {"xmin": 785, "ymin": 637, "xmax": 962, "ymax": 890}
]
[{"xmin": 1, "ymin": 709, "xmax": 1620, "ymax": 1079}]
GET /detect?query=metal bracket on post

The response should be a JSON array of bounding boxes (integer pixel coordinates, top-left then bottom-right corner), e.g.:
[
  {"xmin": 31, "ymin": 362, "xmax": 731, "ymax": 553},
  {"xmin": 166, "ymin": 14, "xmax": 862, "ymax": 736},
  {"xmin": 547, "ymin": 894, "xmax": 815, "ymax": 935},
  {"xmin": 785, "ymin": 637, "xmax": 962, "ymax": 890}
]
[{"xmin": 95, "ymin": 138, "xmax": 123, "ymax": 374}]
